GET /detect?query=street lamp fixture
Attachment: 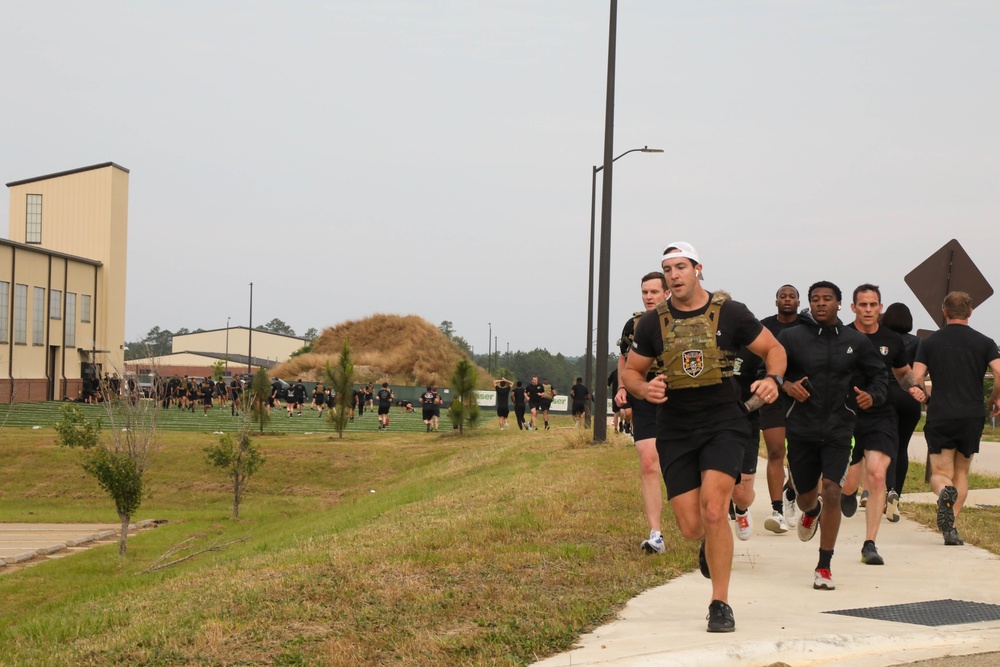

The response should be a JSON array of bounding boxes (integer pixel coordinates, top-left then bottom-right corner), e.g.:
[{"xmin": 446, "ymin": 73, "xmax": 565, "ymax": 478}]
[{"xmin": 585, "ymin": 146, "xmax": 663, "ymax": 395}]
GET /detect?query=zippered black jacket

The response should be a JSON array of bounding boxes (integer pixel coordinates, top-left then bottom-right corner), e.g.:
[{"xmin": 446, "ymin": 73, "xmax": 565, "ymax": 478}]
[{"xmin": 777, "ymin": 312, "xmax": 888, "ymax": 440}]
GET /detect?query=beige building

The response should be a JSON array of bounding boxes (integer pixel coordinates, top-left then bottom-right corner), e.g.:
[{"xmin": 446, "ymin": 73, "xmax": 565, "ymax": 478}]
[
  {"xmin": 126, "ymin": 327, "xmax": 307, "ymax": 379},
  {"xmin": 2, "ymin": 162, "xmax": 129, "ymax": 402}
]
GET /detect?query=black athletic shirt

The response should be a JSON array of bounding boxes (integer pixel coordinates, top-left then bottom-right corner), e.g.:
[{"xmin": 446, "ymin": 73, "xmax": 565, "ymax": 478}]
[
  {"xmin": 916, "ymin": 324, "xmax": 1000, "ymax": 423},
  {"xmin": 570, "ymin": 383, "xmax": 589, "ymax": 403},
  {"xmin": 526, "ymin": 383, "xmax": 543, "ymax": 404},
  {"xmin": 760, "ymin": 314, "xmax": 801, "ymax": 338},
  {"xmin": 495, "ymin": 385, "xmax": 511, "ymax": 406},
  {"xmin": 377, "ymin": 388, "xmax": 392, "ymax": 407},
  {"xmin": 421, "ymin": 391, "xmax": 436, "ymax": 407},
  {"xmin": 847, "ymin": 323, "xmax": 908, "ymax": 420},
  {"xmin": 631, "ymin": 295, "xmax": 763, "ymax": 426},
  {"xmin": 512, "ymin": 387, "xmax": 526, "ymax": 407}
]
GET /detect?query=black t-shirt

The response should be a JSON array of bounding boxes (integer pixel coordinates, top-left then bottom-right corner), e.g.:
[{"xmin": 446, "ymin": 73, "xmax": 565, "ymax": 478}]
[
  {"xmin": 377, "ymin": 388, "xmax": 392, "ymax": 406},
  {"xmin": 495, "ymin": 385, "xmax": 511, "ymax": 406},
  {"xmin": 512, "ymin": 387, "xmax": 526, "ymax": 406},
  {"xmin": 916, "ymin": 324, "xmax": 1000, "ymax": 422},
  {"xmin": 526, "ymin": 383, "xmax": 543, "ymax": 404},
  {"xmin": 847, "ymin": 323, "xmax": 908, "ymax": 420},
  {"xmin": 760, "ymin": 314, "xmax": 801, "ymax": 338},
  {"xmin": 631, "ymin": 295, "xmax": 764, "ymax": 426},
  {"xmin": 570, "ymin": 383, "xmax": 589, "ymax": 403},
  {"xmin": 619, "ymin": 314, "xmax": 641, "ymax": 356},
  {"xmin": 732, "ymin": 345, "xmax": 764, "ymax": 403},
  {"xmin": 421, "ymin": 391, "xmax": 436, "ymax": 407}
]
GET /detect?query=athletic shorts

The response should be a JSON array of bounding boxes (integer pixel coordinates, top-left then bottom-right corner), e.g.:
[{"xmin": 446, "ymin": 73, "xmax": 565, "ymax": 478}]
[
  {"xmin": 656, "ymin": 415, "xmax": 748, "ymax": 500},
  {"xmin": 422, "ymin": 407, "xmax": 434, "ymax": 421},
  {"xmin": 630, "ymin": 397, "xmax": 658, "ymax": 442},
  {"xmin": 787, "ymin": 433, "xmax": 853, "ymax": 495},
  {"xmin": 572, "ymin": 401, "xmax": 586, "ymax": 416},
  {"xmin": 497, "ymin": 405, "xmax": 510, "ymax": 418},
  {"xmin": 741, "ymin": 419, "xmax": 760, "ymax": 476},
  {"xmin": 759, "ymin": 395, "xmax": 790, "ymax": 431},
  {"xmin": 924, "ymin": 418, "xmax": 984, "ymax": 458},
  {"xmin": 377, "ymin": 405, "xmax": 390, "ymax": 415},
  {"xmin": 540, "ymin": 398, "xmax": 552, "ymax": 411},
  {"xmin": 529, "ymin": 400, "xmax": 541, "ymax": 412},
  {"xmin": 850, "ymin": 415, "xmax": 899, "ymax": 465},
  {"xmin": 203, "ymin": 396, "xmax": 213, "ymax": 406}
]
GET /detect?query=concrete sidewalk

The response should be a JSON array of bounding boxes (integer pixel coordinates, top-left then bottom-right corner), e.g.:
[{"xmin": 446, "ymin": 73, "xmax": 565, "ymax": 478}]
[
  {"xmin": 0, "ymin": 521, "xmax": 158, "ymax": 572},
  {"xmin": 533, "ymin": 438, "xmax": 1000, "ymax": 667}
]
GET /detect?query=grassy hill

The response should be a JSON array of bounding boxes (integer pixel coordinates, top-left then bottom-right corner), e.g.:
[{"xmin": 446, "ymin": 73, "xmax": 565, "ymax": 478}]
[
  {"xmin": 270, "ymin": 314, "xmax": 492, "ymax": 388},
  {"xmin": 0, "ymin": 421, "xmax": 688, "ymax": 666}
]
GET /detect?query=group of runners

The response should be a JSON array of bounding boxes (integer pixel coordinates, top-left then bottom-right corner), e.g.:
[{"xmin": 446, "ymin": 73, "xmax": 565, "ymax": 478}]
[{"xmin": 617, "ymin": 241, "xmax": 1000, "ymax": 633}]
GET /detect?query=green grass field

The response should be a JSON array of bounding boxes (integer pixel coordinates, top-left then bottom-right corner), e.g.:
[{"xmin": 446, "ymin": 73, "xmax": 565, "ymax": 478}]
[{"xmin": 0, "ymin": 407, "xmax": 680, "ymax": 666}]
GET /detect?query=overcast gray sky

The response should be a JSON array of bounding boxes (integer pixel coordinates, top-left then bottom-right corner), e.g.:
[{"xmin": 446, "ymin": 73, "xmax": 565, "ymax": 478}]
[{"xmin": 3, "ymin": 1, "xmax": 999, "ymax": 357}]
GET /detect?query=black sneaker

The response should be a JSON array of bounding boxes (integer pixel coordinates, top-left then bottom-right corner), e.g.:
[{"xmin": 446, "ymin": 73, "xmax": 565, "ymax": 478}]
[
  {"xmin": 698, "ymin": 540, "xmax": 710, "ymax": 578},
  {"xmin": 943, "ymin": 528, "xmax": 965, "ymax": 546},
  {"xmin": 937, "ymin": 486, "xmax": 958, "ymax": 534},
  {"xmin": 861, "ymin": 541, "xmax": 884, "ymax": 565},
  {"xmin": 706, "ymin": 599, "xmax": 735, "ymax": 633},
  {"xmin": 841, "ymin": 491, "xmax": 858, "ymax": 518}
]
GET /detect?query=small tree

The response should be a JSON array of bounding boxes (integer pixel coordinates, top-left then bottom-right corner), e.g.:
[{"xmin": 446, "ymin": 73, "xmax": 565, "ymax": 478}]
[
  {"xmin": 210, "ymin": 359, "xmax": 226, "ymax": 382},
  {"xmin": 55, "ymin": 399, "xmax": 160, "ymax": 556},
  {"xmin": 449, "ymin": 358, "xmax": 479, "ymax": 433},
  {"xmin": 325, "ymin": 338, "xmax": 355, "ymax": 438},
  {"xmin": 204, "ymin": 420, "xmax": 265, "ymax": 520},
  {"xmin": 249, "ymin": 366, "xmax": 272, "ymax": 434}
]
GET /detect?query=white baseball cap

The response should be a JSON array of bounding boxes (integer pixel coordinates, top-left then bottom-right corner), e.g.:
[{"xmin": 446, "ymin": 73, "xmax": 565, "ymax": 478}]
[{"xmin": 662, "ymin": 242, "xmax": 703, "ymax": 279}]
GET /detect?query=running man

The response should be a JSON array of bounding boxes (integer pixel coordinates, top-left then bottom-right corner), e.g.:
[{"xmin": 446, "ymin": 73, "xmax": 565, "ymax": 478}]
[
  {"xmin": 494, "ymin": 378, "xmax": 513, "ymax": 430},
  {"xmin": 778, "ymin": 281, "xmax": 887, "ymax": 591},
  {"xmin": 525, "ymin": 376, "xmax": 543, "ymax": 431},
  {"xmin": 841, "ymin": 284, "xmax": 925, "ymax": 567},
  {"xmin": 376, "ymin": 382, "xmax": 394, "ymax": 429},
  {"xmin": 623, "ymin": 242, "xmax": 785, "ymax": 633},
  {"xmin": 911, "ymin": 291, "xmax": 1000, "ymax": 545},
  {"xmin": 616, "ymin": 271, "xmax": 669, "ymax": 554},
  {"xmin": 569, "ymin": 377, "xmax": 590, "ymax": 428}
]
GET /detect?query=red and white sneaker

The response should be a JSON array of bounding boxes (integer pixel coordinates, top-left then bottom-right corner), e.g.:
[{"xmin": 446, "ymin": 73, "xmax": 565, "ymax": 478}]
[
  {"xmin": 813, "ymin": 568, "xmax": 835, "ymax": 590},
  {"xmin": 797, "ymin": 497, "xmax": 823, "ymax": 542}
]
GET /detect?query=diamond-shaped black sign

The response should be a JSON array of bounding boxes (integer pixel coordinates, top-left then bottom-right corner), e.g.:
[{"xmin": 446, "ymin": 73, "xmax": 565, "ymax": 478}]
[{"xmin": 904, "ymin": 239, "xmax": 993, "ymax": 328}]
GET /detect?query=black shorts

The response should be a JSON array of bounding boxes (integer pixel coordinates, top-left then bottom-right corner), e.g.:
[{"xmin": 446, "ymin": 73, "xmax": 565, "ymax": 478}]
[
  {"xmin": 631, "ymin": 397, "xmax": 658, "ymax": 442},
  {"xmin": 656, "ymin": 415, "xmax": 748, "ymax": 500},
  {"xmin": 203, "ymin": 396, "xmax": 213, "ymax": 406},
  {"xmin": 497, "ymin": 405, "xmax": 510, "ymax": 418},
  {"xmin": 924, "ymin": 418, "xmax": 984, "ymax": 458},
  {"xmin": 572, "ymin": 401, "xmax": 586, "ymax": 416},
  {"xmin": 529, "ymin": 400, "xmax": 541, "ymax": 412},
  {"xmin": 759, "ymin": 395, "xmax": 790, "ymax": 430},
  {"xmin": 787, "ymin": 432, "xmax": 853, "ymax": 494},
  {"xmin": 850, "ymin": 415, "xmax": 898, "ymax": 464},
  {"xmin": 378, "ymin": 405, "xmax": 390, "ymax": 415},
  {"xmin": 422, "ymin": 407, "xmax": 434, "ymax": 421},
  {"xmin": 540, "ymin": 398, "xmax": 552, "ymax": 411},
  {"xmin": 741, "ymin": 419, "xmax": 760, "ymax": 475}
]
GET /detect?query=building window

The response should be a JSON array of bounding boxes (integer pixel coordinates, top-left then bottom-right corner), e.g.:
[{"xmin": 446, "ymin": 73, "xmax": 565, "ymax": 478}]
[
  {"xmin": 0, "ymin": 281, "xmax": 8, "ymax": 343},
  {"xmin": 26, "ymin": 194, "xmax": 42, "ymax": 244},
  {"xmin": 33, "ymin": 287, "xmax": 45, "ymax": 345},
  {"xmin": 66, "ymin": 292, "xmax": 76, "ymax": 348},
  {"xmin": 14, "ymin": 284, "xmax": 27, "ymax": 344},
  {"xmin": 50, "ymin": 289, "xmax": 62, "ymax": 319},
  {"xmin": 81, "ymin": 294, "xmax": 92, "ymax": 323}
]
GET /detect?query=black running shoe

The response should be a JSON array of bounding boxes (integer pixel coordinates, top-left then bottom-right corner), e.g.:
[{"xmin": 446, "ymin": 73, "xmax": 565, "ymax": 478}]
[
  {"xmin": 698, "ymin": 540, "xmax": 710, "ymax": 579},
  {"xmin": 943, "ymin": 528, "xmax": 965, "ymax": 546},
  {"xmin": 841, "ymin": 492, "xmax": 858, "ymax": 518},
  {"xmin": 861, "ymin": 541, "xmax": 884, "ymax": 565},
  {"xmin": 937, "ymin": 486, "xmax": 958, "ymax": 534},
  {"xmin": 706, "ymin": 599, "xmax": 735, "ymax": 633}
]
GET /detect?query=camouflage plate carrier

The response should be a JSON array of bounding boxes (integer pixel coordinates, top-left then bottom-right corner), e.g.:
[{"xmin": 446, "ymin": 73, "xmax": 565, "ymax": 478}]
[{"xmin": 655, "ymin": 291, "xmax": 733, "ymax": 390}]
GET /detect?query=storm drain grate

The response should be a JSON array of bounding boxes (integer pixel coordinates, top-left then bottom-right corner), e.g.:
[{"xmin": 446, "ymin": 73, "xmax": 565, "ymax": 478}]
[{"xmin": 825, "ymin": 599, "xmax": 1000, "ymax": 627}]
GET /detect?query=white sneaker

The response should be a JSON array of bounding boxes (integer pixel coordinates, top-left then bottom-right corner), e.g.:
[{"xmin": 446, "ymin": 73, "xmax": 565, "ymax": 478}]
[
  {"xmin": 640, "ymin": 530, "xmax": 665, "ymax": 554},
  {"xmin": 764, "ymin": 510, "xmax": 789, "ymax": 534},
  {"xmin": 782, "ymin": 486, "xmax": 799, "ymax": 528},
  {"xmin": 733, "ymin": 509, "xmax": 752, "ymax": 541}
]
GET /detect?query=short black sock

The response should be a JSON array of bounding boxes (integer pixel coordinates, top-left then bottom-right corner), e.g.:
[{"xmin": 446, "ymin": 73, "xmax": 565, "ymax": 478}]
[
  {"xmin": 817, "ymin": 548, "xmax": 834, "ymax": 570},
  {"xmin": 804, "ymin": 502, "xmax": 821, "ymax": 518},
  {"xmin": 772, "ymin": 500, "xmax": 783, "ymax": 513},
  {"xmin": 863, "ymin": 539, "xmax": 875, "ymax": 549}
]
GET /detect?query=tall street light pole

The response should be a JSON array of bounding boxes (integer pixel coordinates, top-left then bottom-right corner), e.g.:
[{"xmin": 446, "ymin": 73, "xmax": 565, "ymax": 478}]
[
  {"xmin": 488, "ymin": 322, "xmax": 492, "ymax": 374},
  {"xmin": 585, "ymin": 146, "xmax": 663, "ymax": 395},
  {"xmin": 592, "ymin": 0, "xmax": 619, "ymax": 444},
  {"xmin": 225, "ymin": 316, "xmax": 230, "ymax": 378},
  {"xmin": 247, "ymin": 283, "xmax": 253, "ymax": 377}
]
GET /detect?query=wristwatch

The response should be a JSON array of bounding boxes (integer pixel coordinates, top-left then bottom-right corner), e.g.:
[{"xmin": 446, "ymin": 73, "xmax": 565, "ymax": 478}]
[{"xmin": 766, "ymin": 374, "xmax": 784, "ymax": 388}]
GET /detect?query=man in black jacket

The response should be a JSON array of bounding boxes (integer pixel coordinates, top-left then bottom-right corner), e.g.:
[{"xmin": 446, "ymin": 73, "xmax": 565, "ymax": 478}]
[{"xmin": 778, "ymin": 281, "xmax": 888, "ymax": 591}]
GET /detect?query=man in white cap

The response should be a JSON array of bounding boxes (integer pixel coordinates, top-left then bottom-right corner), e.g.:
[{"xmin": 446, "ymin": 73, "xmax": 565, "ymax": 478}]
[{"xmin": 622, "ymin": 242, "xmax": 786, "ymax": 633}]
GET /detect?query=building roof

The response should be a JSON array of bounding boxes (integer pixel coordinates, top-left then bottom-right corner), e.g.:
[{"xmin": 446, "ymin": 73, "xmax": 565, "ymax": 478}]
[
  {"xmin": 173, "ymin": 326, "xmax": 308, "ymax": 342},
  {"xmin": 0, "ymin": 237, "xmax": 103, "ymax": 266},
  {"xmin": 5, "ymin": 161, "xmax": 130, "ymax": 188},
  {"xmin": 126, "ymin": 350, "xmax": 278, "ymax": 369}
]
